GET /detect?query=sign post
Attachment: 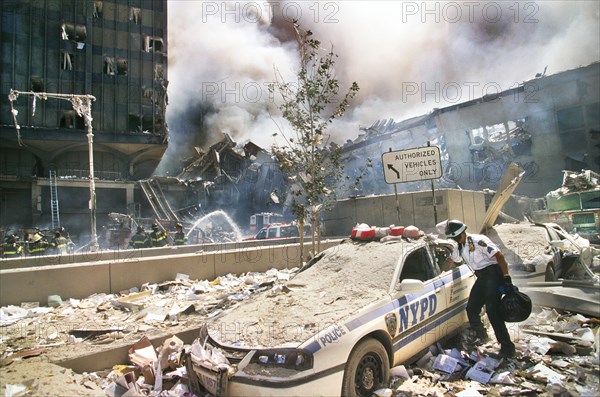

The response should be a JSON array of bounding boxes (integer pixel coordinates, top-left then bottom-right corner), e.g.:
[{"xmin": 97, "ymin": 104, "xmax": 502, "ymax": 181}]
[{"xmin": 381, "ymin": 145, "xmax": 442, "ymax": 225}]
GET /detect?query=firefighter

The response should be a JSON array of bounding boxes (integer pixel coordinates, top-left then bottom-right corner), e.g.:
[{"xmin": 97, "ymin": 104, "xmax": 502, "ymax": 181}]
[
  {"xmin": 128, "ymin": 226, "xmax": 149, "ymax": 249},
  {"xmin": 28, "ymin": 232, "xmax": 49, "ymax": 256},
  {"xmin": 50, "ymin": 228, "xmax": 70, "ymax": 255},
  {"xmin": 173, "ymin": 223, "xmax": 187, "ymax": 245},
  {"xmin": 443, "ymin": 219, "xmax": 516, "ymax": 358},
  {"xmin": 3, "ymin": 235, "xmax": 23, "ymax": 258},
  {"xmin": 149, "ymin": 223, "xmax": 168, "ymax": 247}
]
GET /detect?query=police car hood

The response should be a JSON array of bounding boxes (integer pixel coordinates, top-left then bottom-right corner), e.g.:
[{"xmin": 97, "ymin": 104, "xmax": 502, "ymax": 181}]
[{"xmin": 206, "ymin": 239, "xmax": 418, "ymax": 348}]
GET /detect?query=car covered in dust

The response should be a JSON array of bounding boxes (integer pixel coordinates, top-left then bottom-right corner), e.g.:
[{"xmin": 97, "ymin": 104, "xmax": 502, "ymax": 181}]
[
  {"xmin": 486, "ymin": 222, "xmax": 598, "ymax": 283},
  {"xmin": 189, "ymin": 236, "xmax": 475, "ymax": 396}
]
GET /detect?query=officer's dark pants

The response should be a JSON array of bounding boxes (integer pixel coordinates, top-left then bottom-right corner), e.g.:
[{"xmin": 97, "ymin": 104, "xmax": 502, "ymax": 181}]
[{"xmin": 466, "ymin": 265, "xmax": 514, "ymax": 349}]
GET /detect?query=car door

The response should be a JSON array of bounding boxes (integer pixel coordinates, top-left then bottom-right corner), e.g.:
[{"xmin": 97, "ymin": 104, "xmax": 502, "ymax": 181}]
[{"xmin": 390, "ymin": 245, "xmax": 448, "ymax": 365}]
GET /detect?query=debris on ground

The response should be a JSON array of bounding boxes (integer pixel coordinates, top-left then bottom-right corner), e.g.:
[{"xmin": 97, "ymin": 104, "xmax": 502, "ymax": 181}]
[{"xmin": 1, "ymin": 264, "xmax": 599, "ymax": 396}]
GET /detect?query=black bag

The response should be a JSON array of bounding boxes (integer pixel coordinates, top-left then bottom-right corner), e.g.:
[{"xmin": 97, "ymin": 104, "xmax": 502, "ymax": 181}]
[{"xmin": 500, "ymin": 290, "xmax": 532, "ymax": 322}]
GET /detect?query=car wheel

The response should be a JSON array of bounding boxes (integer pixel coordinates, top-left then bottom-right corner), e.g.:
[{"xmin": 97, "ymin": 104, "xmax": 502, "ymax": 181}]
[
  {"xmin": 341, "ymin": 338, "xmax": 390, "ymax": 397},
  {"xmin": 544, "ymin": 264, "xmax": 556, "ymax": 281}
]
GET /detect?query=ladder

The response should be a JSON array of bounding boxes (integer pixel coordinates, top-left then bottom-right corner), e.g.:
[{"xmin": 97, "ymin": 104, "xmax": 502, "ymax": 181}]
[{"xmin": 49, "ymin": 170, "xmax": 60, "ymax": 229}]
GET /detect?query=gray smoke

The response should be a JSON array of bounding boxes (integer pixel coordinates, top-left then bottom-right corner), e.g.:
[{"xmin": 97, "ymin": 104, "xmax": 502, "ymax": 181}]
[{"xmin": 158, "ymin": 0, "xmax": 599, "ymax": 175}]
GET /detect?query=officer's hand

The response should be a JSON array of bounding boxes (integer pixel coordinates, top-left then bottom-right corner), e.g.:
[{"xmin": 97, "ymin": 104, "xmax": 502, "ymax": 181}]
[{"xmin": 499, "ymin": 275, "xmax": 518, "ymax": 295}]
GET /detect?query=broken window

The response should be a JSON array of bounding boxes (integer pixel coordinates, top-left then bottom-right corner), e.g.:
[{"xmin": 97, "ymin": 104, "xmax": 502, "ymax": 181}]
[
  {"xmin": 468, "ymin": 118, "xmax": 532, "ymax": 161},
  {"xmin": 61, "ymin": 52, "xmax": 73, "ymax": 70},
  {"xmin": 143, "ymin": 88, "xmax": 157, "ymax": 105},
  {"xmin": 129, "ymin": 114, "xmax": 142, "ymax": 132},
  {"xmin": 144, "ymin": 36, "xmax": 164, "ymax": 53},
  {"xmin": 154, "ymin": 64, "xmax": 164, "ymax": 80},
  {"xmin": 31, "ymin": 76, "xmax": 44, "ymax": 92},
  {"xmin": 557, "ymin": 106, "xmax": 585, "ymax": 131},
  {"xmin": 93, "ymin": 1, "xmax": 103, "ymax": 18},
  {"xmin": 116, "ymin": 58, "xmax": 128, "ymax": 75},
  {"xmin": 61, "ymin": 22, "xmax": 87, "ymax": 43},
  {"xmin": 104, "ymin": 57, "xmax": 115, "ymax": 75},
  {"xmin": 129, "ymin": 7, "xmax": 141, "ymax": 24},
  {"xmin": 60, "ymin": 110, "xmax": 85, "ymax": 129}
]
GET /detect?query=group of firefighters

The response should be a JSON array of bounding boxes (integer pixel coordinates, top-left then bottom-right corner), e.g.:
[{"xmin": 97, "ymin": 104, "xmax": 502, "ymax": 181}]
[
  {"xmin": 128, "ymin": 222, "xmax": 187, "ymax": 249},
  {"xmin": 2, "ymin": 228, "xmax": 74, "ymax": 258}
]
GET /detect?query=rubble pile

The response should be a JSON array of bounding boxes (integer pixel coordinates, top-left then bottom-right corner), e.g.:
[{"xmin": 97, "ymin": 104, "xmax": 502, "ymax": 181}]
[
  {"xmin": 378, "ymin": 309, "xmax": 600, "ymax": 397},
  {"xmin": 0, "ymin": 268, "xmax": 297, "ymax": 395}
]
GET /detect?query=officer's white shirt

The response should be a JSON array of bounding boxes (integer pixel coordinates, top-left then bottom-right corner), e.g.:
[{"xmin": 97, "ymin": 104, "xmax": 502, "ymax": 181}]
[{"xmin": 450, "ymin": 233, "xmax": 500, "ymax": 271}]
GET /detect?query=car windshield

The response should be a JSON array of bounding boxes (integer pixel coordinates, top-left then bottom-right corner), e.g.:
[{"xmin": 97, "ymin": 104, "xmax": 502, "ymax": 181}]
[{"xmin": 487, "ymin": 223, "xmax": 551, "ymax": 264}]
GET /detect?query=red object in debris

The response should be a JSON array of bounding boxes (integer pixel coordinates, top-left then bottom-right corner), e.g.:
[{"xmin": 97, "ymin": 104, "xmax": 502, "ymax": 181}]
[
  {"xmin": 351, "ymin": 228, "xmax": 358, "ymax": 238},
  {"xmin": 390, "ymin": 226, "xmax": 405, "ymax": 236},
  {"xmin": 355, "ymin": 229, "xmax": 376, "ymax": 240}
]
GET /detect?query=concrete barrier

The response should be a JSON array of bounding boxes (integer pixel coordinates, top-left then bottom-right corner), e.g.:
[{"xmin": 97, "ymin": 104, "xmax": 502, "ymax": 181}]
[
  {"xmin": 0, "ymin": 237, "xmax": 339, "ymax": 270},
  {"xmin": 0, "ymin": 239, "xmax": 343, "ymax": 307}
]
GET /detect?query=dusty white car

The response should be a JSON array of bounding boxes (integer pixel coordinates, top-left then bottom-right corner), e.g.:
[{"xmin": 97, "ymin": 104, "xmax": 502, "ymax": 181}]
[
  {"xmin": 189, "ymin": 237, "xmax": 474, "ymax": 396},
  {"xmin": 486, "ymin": 222, "xmax": 598, "ymax": 283}
]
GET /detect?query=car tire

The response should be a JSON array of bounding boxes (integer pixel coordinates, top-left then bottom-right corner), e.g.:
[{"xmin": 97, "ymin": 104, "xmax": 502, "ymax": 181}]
[
  {"xmin": 544, "ymin": 264, "xmax": 556, "ymax": 281},
  {"xmin": 341, "ymin": 338, "xmax": 390, "ymax": 397}
]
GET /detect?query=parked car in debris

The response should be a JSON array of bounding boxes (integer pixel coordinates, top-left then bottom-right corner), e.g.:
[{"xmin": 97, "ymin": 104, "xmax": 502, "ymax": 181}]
[
  {"xmin": 486, "ymin": 222, "xmax": 598, "ymax": 283},
  {"xmin": 244, "ymin": 223, "xmax": 311, "ymax": 241},
  {"xmin": 189, "ymin": 236, "xmax": 474, "ymax": 396}
]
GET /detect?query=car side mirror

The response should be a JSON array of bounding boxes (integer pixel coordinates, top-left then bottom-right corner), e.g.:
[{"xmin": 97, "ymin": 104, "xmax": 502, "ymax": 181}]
[
  {"xmin": 397, "ymin": 279, "xmax": 425, "ymax": 292},
  {"xmin": 549, "ymin": 240, "xmax": 565, "ymax": 249}
]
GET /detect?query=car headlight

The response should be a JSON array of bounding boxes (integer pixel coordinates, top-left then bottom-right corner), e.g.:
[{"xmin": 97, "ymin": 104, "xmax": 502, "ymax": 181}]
[{"xmin": 251, "ymin": 348, "xmax": 314, "ymax": 371}]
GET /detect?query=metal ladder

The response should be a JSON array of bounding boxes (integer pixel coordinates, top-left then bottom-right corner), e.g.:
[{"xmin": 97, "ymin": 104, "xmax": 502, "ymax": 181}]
[{"xmin": 49, "ymin": 170, "xmax": 60, "ymax": 229}]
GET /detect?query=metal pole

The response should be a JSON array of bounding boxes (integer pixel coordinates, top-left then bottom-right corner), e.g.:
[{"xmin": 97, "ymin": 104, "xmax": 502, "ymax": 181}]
[
  {"xmin": 7, "ymin": 90, "xmax": 98, "ymax": 251},
  {"xmin": 85, "ymin": 106, "xmax": 98, "ymax": 251},
  {"xmin": 390, "ymin": 148, "xmax": 400, "ymax": 223},
  {"xmin": 428, "ymin": 141, "xmax": 438, "ymax": 225}
]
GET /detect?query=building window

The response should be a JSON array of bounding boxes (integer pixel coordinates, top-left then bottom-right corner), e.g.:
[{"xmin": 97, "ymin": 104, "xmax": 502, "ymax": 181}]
[
  {"xmin": 61, "ymin": 22, "xmax": 87, "ymax": 42},
  {"xmin": 60, "ymin": 110, "xmax": 85, "ymax": 129},
  {"xmin": 144, "ymin": 36, "xmax": 164, "ymax": 53},
  {"xmin": 557, "ymin": 106, "xmax": 585, "ymax": 131},
  {"xmin": 130, "ymin": 7, "xmax": 141, "ymax": 24},
  {"xmin": 61, "ymin": 52, "xmax": 73, "ymax": 70},
  {"xmin": 154, "ymin": 64, "xmax": 164, "ymax": 80},
  {"xmin": 104, "ymin": 57, "xmax": 115, "ymax": 75},
  {"xmin": 93, "ymin": 1, "xmax": 103, "ymax": 18},
  {"xmin": 116, "ymin": 58, "xmax": 128, "ymax": 75},
  {"xmin": 31, "ymin": 76, "xmax": 44, "ymax": 92}
]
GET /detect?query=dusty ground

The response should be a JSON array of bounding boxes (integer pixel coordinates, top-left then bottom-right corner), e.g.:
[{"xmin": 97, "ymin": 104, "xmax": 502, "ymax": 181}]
[{"xmin": 1, "ymin": 235, "xmax": 599, "ymax": 396}]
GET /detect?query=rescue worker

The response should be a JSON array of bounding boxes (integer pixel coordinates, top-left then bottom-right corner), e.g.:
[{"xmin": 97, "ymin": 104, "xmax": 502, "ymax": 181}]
[
  {"xmin": 149, "ymin": 223, "xmax": 168, "ymax": 247},
  {"xmin": 3, "ymin": 235, "xmax": 23, "ymax": 258},
  {"xmin": 28, "ymin": 232, "xmax": 49, "ymax": 256},
  {"xmin": 443, "ymin": 219, "xmax": 517, "ymax": 358},
  {"xmin": 128, "ymin": 226, "xmax": 149, "ymax": 249},
  {"xmin": 50, "ymin": 228, "xmax": 69, "ymax": 255},
  {"xmin": 173, "ymin": 223, "xmax": 187, "ymax": 245}
]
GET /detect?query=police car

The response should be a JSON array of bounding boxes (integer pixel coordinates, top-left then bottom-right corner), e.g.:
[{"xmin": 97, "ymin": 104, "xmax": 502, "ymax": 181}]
[{"xmin": 193, "ymin": 236, "xmax": 474, "ymax": 396}]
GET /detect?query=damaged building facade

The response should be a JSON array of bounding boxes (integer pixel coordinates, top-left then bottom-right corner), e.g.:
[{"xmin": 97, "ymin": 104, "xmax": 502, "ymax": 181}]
[
  {"xmin": 0, "ymin": 0, "xmax": 169, "ymax": 242},
  {"xmin": 342, "ymin": 62, "xmax": 600, "ymax": 200}
]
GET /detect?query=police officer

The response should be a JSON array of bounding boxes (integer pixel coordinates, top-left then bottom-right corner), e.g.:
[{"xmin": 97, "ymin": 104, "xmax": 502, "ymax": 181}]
[
  {"xmin": 173, "ymin": 223, "xmax": 187, "ymax": 245},
  {"xmin": 149, "ymin": 223, "xmax": 168, "ymax": 247},
  {"xmin": 50, "ymin": 228, "xmax": 69, "ymax": 255},
  {"xmin": 128, "ymin": 226, "xmax": 149, "ymax": 249},
  {"xmin": 28, "ymin": 232, "xmax": 49, "ymax": 256},
  {"xmin": 3, "ymin": 235, "xmax": 23, "ymax": 258},
  {"xmin": 443, "ymin": 219, "xmax": 516, "ymax": 358}
]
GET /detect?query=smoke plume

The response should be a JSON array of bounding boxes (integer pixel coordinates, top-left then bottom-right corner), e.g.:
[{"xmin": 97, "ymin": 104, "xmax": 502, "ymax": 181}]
[{"xmin": 159, "ymin": 0, "xmax": 599, "ymax": 175}]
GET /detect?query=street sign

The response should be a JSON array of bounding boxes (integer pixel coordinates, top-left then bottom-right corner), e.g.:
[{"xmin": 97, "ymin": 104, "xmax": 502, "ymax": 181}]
[{"xmin": 381, "ymin": 146, "xmax": 442, "ymax": 184}]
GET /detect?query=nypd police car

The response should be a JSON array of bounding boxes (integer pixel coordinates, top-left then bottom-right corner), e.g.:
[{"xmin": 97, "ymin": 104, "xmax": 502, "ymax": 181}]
[{"xmin": 194, "ymin": 236, "xmax": 474, "ymax": 396}]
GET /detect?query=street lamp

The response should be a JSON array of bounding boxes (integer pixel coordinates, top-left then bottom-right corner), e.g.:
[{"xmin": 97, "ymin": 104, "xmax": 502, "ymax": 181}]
[{"xmin": 8, "ymin": 89, "xmax": 99, "ymax": 251}]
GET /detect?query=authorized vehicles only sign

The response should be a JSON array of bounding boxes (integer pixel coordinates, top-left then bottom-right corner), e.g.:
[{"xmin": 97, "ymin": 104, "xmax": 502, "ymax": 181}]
[{"xmin": 382, "ymin": 146, "xmax": 442, "ymax": 184}]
